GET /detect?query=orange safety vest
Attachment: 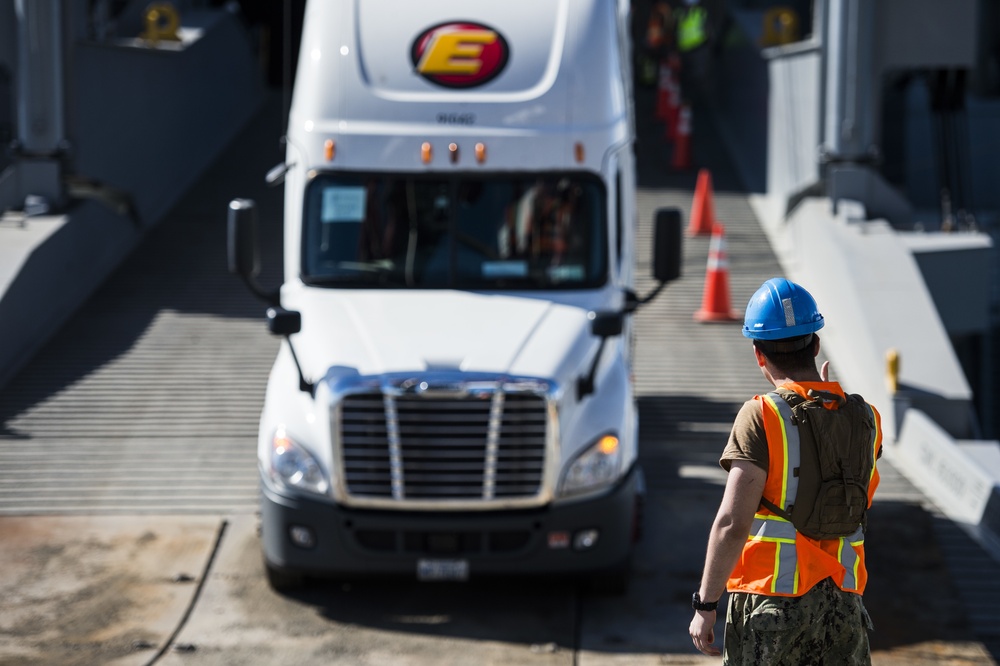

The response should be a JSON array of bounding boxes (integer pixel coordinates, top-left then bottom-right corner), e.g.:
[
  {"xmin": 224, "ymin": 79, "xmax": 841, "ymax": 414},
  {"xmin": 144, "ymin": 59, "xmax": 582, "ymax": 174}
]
[{"xmin": 727, "ymin": 382, "xmax": 882, "ymax": 597}]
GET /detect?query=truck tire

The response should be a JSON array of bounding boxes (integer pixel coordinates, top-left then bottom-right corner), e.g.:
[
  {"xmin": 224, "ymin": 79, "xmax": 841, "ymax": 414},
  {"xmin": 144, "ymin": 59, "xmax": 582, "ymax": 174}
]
[{"xmin": 264, "ymin": 560, "xmax": 304, "ymax": 592}]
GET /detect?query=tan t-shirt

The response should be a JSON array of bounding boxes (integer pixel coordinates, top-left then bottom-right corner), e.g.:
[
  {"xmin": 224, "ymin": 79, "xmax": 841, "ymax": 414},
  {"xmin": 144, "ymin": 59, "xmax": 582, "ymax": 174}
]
[{"xmin": 720, "ymin": 398, "xmax": 769, "ymax": 473}]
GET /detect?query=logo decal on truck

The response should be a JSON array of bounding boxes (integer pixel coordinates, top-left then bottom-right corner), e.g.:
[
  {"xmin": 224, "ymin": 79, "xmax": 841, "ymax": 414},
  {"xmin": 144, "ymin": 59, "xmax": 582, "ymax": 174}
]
[{"xmin": 411, "ymin": 22, "xmax": 509, "ymax": 88}]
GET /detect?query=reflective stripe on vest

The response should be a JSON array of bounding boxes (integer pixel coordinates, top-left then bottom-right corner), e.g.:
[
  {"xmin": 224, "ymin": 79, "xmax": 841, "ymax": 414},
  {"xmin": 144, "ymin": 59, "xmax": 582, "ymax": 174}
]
[
  {"xmin": 677, "ymin": 7, "xmax": 707, "ymax": 52},
  {"xmin": 750, "ymin": 514, "xmax": 799, "ymax": 594},
  {"xmin": 840, "ymin": 526, "xmax": 865, "ymax": 590},
  {"xmin": 762, "ymin": 392, "xmax": 800, "ymax": 512},
  {"xmin": 752, "ymin": 392, "xmax": 867, "ymax": 594}
]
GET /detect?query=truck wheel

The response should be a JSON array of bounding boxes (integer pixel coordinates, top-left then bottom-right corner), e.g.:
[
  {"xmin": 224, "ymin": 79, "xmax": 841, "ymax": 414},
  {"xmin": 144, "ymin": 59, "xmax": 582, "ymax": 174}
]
[{"xmin": 265, "ymin": 561, "xmax": 304, "ymax": 592}]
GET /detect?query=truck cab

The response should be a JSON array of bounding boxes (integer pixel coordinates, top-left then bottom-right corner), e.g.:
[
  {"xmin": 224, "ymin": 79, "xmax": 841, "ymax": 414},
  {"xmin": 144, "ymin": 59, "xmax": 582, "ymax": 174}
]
[{"xmin": 229, "ymin": 0, "xmax": 681, "ymax": 592}]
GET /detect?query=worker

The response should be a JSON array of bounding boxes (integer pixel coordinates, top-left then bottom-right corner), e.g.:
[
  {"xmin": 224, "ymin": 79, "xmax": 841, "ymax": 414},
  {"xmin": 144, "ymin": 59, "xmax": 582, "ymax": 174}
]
[
  {"xmin": 638, "ymin": 0, "xmax": 673, "ymax": 87},
  {"xmin": 689, "ymin": 277, "xmax": 883, "ymax": 663},
  {"xmin": 674, "ymin": 0, "xmax": 710, "ymax": 99}
]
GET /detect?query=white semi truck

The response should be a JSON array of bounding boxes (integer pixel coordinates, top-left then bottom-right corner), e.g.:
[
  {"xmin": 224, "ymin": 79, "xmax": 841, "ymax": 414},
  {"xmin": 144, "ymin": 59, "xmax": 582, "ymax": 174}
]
[{"xmin": 228, "ymin": 0, "xmax": 681, "ymax": 592}]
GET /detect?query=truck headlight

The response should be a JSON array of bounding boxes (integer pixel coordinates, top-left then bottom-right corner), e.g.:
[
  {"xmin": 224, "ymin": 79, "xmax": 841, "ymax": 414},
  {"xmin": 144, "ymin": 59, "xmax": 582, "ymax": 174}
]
[
  {"xmin": 269, "ymin": 428, "xmax": 329, "ymax": 495},
  {"xmin": 559, "ymin": 434, "xmax": 622, "ymax": 497}
]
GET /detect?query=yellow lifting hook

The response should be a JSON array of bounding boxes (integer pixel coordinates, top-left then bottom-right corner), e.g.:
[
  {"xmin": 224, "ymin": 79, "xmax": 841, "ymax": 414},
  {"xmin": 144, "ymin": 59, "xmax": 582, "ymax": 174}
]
[
  {"xmin": 886, "ymin": 348, "xmax": 900, "ymax": 394},
  {"xmin": 760, "ymin": 7, "xmax": 800, "ymax": 47},
  {"xmin": 141, "ymin": 2, "xmax": 181, "ymax": 45}
]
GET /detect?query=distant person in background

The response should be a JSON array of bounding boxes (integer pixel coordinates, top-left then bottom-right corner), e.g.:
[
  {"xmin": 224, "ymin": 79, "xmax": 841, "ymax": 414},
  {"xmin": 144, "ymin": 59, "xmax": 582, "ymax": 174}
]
[
  {"xmin": 688, "ymin": 278, "xmax": 883, "ymax": 664},
  {"xmin": 637, "ymin": 0, "xmax": 674, "ymax": 87},
  {"xmin": 674, "ymin": 0, "xmax": 711, "ymax": 99},
  {"xmin": 647, "ymin": 2, "xmax": 675, "ymax": 60}
]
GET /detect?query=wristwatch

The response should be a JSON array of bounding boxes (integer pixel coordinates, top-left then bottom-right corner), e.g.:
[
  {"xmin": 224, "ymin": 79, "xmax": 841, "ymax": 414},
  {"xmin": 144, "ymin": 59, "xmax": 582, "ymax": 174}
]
[{"xmin": 692, "ymin": 592, "xmax": 719, "ymax": 612}]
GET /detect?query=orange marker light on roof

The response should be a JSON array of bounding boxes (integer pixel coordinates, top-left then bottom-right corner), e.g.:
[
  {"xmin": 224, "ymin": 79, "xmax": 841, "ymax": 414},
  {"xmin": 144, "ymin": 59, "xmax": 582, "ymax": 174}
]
[
  {"xmin": 475, "ymin": 142, "xmax": 486, "ymax": 164},
  {"xmin": 421, "ymin": 142, "xmax": 433, "ymax": 164},
  {"xmin": 574, "ymin": 142, "xmax": 585, "ymax": 164},
  {"xmin": 324, "ymin": 139, "xmax": 335, "ymax": 161},
  {"xmin": 449, "ymin": 142, "xmax": 459, "ymax": 164}
]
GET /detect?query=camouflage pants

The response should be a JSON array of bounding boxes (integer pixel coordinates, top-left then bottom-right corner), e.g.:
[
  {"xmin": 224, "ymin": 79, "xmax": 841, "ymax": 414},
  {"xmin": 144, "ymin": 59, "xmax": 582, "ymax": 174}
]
[{"xmin": 723, "ymin": 578, "xmax": 874, "ymax": 665}]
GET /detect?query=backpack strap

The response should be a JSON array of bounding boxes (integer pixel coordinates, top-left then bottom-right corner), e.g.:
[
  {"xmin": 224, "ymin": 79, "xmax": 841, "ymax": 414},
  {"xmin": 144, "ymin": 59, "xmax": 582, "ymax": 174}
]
[
  {"xmin": 759, "ymin": 495, "xmax": 793, "ymax": 521},
  {"xmin": 806, "ymin": 388, "xmax": 846, "ymax": 407}
]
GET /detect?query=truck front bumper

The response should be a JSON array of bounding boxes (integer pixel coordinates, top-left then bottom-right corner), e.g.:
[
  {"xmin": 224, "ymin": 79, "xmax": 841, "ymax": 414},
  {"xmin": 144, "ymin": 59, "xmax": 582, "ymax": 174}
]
[{"xmin": 261, "ymin": 465, "xmax": 643, "ymax": 580}]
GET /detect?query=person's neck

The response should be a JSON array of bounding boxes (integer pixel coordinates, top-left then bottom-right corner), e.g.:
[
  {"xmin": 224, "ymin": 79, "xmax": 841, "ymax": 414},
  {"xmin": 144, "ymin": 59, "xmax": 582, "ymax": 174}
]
[{"xmin": 768, "ymin": 369, "xmax": 823, "ymax": 388}]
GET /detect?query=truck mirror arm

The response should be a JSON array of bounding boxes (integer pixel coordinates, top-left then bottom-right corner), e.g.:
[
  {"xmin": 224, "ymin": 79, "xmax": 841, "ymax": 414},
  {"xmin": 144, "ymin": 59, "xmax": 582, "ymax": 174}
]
[
  {"xmin": 265, "ymin": 161, "xmax": 294, "ymax": 187},
  {"xmin": 579, "ymin": 271, "xmax": 673, "ymax": 399},
  {"xmin": 623, "ymin": 281, "xmax": 667, "ymax": 314},
  {"xmin": 286, "ymin": 341, "xmax": 314, "ymax": 396},
  {"xmin": 241, "ymin": 275, "xmax": 282, "ymax": 309},
  {"xmin": 576, "ymin": 337, "xmax": 608, "ymax": 402},
  {"xmin": 576, "ymin": 311, "xmax": 624, "ymax": 401},
  {"xmin": 267, "ymin": 307, "xmax": 314, "ymax": 396}
]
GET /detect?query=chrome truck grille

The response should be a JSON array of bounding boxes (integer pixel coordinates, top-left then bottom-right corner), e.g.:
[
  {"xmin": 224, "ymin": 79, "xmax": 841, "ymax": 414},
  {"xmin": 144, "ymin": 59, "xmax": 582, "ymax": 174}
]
[{"xmin": 333, "ymin": 376, "xmax": 554, "ymax": 508}]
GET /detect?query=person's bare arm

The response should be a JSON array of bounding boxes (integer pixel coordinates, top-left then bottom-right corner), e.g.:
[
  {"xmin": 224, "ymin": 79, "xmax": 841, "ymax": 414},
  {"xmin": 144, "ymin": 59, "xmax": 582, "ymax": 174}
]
[{"xmin": 689, "ymin": 460, "xmax": 766, "ymax": 657}]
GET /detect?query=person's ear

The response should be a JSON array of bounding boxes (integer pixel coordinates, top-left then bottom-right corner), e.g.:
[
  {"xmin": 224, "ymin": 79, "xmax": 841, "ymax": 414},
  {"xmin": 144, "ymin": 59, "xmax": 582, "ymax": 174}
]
[
  {"xmin": 812, "ymin": 334, "xmax": 821, "ymax": 358},
  {"xmin": 753, "ymin": 343, "xmax": 766, "ymax": 368}
]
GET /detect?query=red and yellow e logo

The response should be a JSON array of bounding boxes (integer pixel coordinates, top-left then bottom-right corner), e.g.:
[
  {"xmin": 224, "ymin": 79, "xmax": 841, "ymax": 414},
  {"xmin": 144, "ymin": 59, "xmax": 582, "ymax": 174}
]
[{"xmin": 411, "ymin": 22, "xmax": 509, "ymax": 88}]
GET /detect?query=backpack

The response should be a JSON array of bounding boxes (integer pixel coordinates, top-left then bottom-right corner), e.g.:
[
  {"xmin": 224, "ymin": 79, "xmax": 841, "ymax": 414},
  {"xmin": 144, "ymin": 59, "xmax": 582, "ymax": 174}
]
[{"xmin": 759, "ymin": 388, "xmax": 877, "ymax": 540}]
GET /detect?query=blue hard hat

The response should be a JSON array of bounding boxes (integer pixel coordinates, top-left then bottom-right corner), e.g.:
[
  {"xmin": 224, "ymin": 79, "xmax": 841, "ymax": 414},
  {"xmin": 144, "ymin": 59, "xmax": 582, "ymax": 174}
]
[{"xmin": 742, "ymin": 277, "xmax": 824, "ymax": 340}]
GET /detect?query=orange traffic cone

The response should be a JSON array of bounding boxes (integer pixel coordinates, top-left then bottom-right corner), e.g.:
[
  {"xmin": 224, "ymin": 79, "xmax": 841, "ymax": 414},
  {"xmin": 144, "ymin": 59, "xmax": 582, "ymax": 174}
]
[
  {"xmin": 687, "ymin": 168, "xmax": 716, "ymax": 236},
  {"xmin": 694, "ymin": 224, "xmax": 741, "ymax": 323},
  {"xmin": 671, "ymin": 103, "xmax": 692, "ymax": 170}
]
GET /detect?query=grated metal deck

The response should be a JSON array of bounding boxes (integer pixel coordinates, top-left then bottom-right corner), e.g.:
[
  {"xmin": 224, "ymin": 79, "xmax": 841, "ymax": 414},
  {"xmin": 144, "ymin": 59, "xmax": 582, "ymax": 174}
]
[
  {"xmin": 0, "ymin": 99, "xmax": 285, "ymax": 514},
  {"xmin": 0, "ymin": 78, "xmax": 996, "ymax": 662},
  {"xmin": 0, "ymin": 87, "xmax": 962, "ymax": 517}
]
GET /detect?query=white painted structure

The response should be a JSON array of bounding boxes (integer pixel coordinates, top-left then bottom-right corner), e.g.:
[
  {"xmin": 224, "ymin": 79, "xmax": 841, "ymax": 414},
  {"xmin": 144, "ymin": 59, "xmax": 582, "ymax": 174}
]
[{"xmin": 738, "ymin": 0, "xmax": 1000, "ymax": 558}]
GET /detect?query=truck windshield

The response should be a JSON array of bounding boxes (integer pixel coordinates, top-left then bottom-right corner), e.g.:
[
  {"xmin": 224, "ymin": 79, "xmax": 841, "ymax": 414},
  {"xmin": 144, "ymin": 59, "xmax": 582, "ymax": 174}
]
[{"xmin": 301, "ymin": 173, "xmax": 608, "ymax": 289}]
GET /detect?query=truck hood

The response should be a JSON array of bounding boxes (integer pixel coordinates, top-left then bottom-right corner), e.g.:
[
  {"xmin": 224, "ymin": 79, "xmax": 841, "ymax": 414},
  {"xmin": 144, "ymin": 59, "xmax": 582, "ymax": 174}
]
[{"xmin": 287, "ymin": 289, "xmax": 595, "ymax": 381}]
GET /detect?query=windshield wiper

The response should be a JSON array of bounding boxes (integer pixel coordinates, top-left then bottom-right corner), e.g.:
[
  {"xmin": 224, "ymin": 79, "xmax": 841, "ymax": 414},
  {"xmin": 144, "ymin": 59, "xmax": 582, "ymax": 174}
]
[{"xmin": 302, "ymin": 271, "xmax": 409, "ymax": 287}]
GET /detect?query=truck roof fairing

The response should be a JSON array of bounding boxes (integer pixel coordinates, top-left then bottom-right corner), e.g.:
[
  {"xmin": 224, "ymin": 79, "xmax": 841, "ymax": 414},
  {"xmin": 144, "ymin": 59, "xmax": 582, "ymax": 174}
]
[{"xmin": 288, "ymin": 0, "xmax": 632, "ymax": 172}]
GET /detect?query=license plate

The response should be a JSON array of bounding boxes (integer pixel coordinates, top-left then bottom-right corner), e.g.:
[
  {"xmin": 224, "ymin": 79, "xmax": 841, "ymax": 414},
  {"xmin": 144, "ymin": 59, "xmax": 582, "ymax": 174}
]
[{"xmin": 417, "ymin": 558, "xmax": 469, "ymax": 582}]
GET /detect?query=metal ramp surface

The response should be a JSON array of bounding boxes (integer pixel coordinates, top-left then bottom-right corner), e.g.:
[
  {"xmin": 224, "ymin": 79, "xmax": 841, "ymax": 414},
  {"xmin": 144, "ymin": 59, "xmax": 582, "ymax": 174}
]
[
  {"xmin": 0, "ymin": 97, "xmax": 285, "ymax": 514},
  {"xmin": 0, "ymin": 79, "xmax": 996, "ymax": 659}
]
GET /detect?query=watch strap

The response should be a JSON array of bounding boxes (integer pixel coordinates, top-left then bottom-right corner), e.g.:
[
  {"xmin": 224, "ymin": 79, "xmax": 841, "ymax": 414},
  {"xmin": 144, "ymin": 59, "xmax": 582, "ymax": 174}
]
[{"xmin": 692, "ymin": 592, "xmax": 719, "ymax": 612}]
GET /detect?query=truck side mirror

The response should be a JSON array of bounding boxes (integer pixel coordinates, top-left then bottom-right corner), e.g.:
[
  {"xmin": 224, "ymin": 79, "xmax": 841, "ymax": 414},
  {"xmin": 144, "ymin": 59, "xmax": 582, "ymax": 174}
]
[
  {"xmin": 590, "ymin": 311, "xmax": 623, "ymax": 338},
  {"xmin": 653, "ymin": 207, "xmax": 682, "ymax": 283},
  {"xmin": 228, "ymin": 198, "xmax": 260, "ymax": 278},
  {"xmin": 227, "ymin": 198, "xmax": 279, "ymax": 307},
  {"xmin": 267, "ymin": 307, "xmax": 302, "ymax": 336},
  {"xmin": 622, "ymin": 207, "xmax": 683, "ymax": 314}
]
